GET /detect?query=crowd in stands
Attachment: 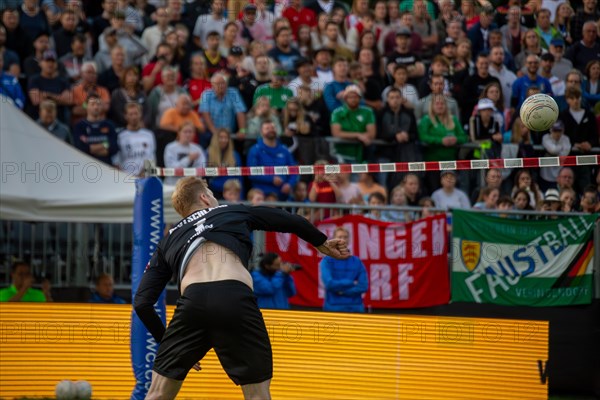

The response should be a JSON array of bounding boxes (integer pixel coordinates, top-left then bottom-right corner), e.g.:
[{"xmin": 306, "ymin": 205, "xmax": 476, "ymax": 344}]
[{"xmin": 1, "ymin": 0, "xmax": 600, "ymax": 218}]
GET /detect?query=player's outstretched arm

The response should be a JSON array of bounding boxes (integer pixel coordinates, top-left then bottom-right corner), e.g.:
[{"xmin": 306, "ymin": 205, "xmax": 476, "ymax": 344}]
[{"xmin": 317, "ymin": 239, "xmax": 351, "ymax": 260}]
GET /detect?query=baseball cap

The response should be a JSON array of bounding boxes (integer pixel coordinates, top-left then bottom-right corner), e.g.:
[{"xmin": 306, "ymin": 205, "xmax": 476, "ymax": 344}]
[
  {"xmin": 550, "ymin": 38, "xmax": 565, "ymax": 47},
  {"xmin": 551, "ymin": 120, "xmax": 564, "ymax": 131},
  {"xmin": 396, "ymin": 27, "xmax": 411, "ymax": 37},
  {"xmin": 343, "ymin": 84, "xmax": 362, "ymax": 98},
  {"xmin": 273, "ymin": 67, "xmax": 288, "ymax": 78},
  {"xmin": 443, "ymin": 37, "xmax": 456, "ymax": 46},
  {"xmin": 230, "ymin": 46, "xmax": 244, "ymax": 56},
  {"xmin": 441, "ymin": 170, "xmax": 457, "ymax": 177},
  {"xmin": 42, "ymin": 50, "xmax": 57, "ymax": 61},
  {"xmin": 244, "ymin": 3, "xmax": 257, "ymax": 12},
  {"xmin": 544, "ymin": 189, "xmax": 560, "ymax": 202},
  {"xmin": 477, "ymin": 98, "xmax": 496, "ymax": 111}
]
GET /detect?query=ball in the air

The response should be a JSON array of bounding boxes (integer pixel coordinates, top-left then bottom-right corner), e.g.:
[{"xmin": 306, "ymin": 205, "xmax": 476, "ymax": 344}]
[
  {"xmin": 55, "ymin": 380, "xmax": 76, "ymax": 400},
  {"xmin": 519, "ymin": 93, "xmax": 559, "ymax": 131},
  {"xmin": 74, "ymin": 380, "xmax": 93, "ymax": 400}
]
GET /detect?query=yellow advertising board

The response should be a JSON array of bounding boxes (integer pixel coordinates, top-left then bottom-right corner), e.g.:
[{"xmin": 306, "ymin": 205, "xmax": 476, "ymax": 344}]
[{"xmin": 0, "ymin": 304, "xmax": 548, "ymax": 399}]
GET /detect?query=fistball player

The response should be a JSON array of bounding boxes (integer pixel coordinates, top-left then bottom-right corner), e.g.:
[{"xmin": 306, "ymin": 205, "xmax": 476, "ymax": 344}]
[{"xmin": 134, "ymin": 177, "xmax": 350, "ymax": 399}]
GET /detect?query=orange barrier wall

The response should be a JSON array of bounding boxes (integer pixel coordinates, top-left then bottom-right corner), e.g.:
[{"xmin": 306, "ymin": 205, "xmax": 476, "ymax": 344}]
[{"xmin": 0, "ymin": 304, "xmax": 548, "ymax": 399}]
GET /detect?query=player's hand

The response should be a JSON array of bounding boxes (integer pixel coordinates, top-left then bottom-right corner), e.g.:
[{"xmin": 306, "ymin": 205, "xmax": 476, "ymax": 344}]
[
  {"xmin": 192, "ymin": 361, "xmax": 201, "ymax": 371},
  {"xmin": 317, "ymin": 239, "xmax": 350, "ymax": 260}
]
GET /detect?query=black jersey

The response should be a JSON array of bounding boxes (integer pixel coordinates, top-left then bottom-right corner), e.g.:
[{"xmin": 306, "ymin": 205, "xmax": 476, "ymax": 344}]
[{"xmin": 134, "ymin": 204, "xmax": 327, "ymax": 342}]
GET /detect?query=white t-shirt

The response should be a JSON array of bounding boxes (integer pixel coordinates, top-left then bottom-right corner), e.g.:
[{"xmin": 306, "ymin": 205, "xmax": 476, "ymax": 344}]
[
  {"xmin": 431, "ymin": 188, "xmax": 471, "ymax": 210},
  {"xmin": 115, "ymin": 128, "xmax": 157, "ymax": 176},
  {"xmin": 163, "ymin": 141, "xmax": 207, "ymax": 186}
]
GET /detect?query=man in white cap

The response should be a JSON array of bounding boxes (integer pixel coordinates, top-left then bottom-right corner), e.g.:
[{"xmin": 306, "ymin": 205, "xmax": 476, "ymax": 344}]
[
  {"xmin": 469, "ymin": 98, "xmax": 502, "ymax": 158},
  {"xmin": 540, "ymin": 120, "xmax": 571, "ymax": 189},
  {"xmin": 330, "ymin": 84, "xmax": 376, "ymax": 163}
]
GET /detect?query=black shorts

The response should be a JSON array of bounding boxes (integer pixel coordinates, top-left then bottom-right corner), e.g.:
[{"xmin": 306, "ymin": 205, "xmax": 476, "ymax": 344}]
[{"xmin": 153, "ymin": 280, "xmax": 273, "ymax": 385}]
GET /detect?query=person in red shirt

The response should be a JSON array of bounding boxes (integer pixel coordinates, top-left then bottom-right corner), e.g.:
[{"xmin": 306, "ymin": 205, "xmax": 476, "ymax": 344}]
[
  {"xmin": 141, "ymin": 43, "xmax": 183, "ymax": 93},
  {"xmin": 282, "ymin": 0, "xmax": 317, "ymax": 39},
  {"xmin": 308, "ymin": 160, "xmax": 342, "ymax": 220}
]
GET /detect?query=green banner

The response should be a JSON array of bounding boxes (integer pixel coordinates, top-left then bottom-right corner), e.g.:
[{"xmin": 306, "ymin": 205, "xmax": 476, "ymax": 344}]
[{"xmin": 451, "ymin": 210, "xmax": 598, "ymax": 306}]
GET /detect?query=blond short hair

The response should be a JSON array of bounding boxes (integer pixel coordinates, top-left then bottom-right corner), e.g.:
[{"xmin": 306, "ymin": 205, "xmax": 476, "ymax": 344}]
[
  {"xmin": 223, "ymin": 179, "xmax": 242, "ymax": 192},
  {"xmin": 172, "ymin": 177, "xmax": 209, "ymax": 217}
]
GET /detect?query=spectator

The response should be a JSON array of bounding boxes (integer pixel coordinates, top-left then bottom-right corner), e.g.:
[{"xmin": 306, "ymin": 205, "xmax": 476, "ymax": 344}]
[
  {"xmin": 235, "ymin": 4, "xmax": 269, "ymax": 49},
  {"xmin": 268, "ymin": 27, "xmax": 302, "ymax": 77},
  {"xmin": 247, "ymin": 96, "xmax": 283, "ymax": 141},
  {"xmin": 53, "ymin": 9, "xmax": 80, "ymax": 59},
  {"xmin": 538, "ymin": 53, "xmax": 564, "ymax": 97},
  {"xmin": 488, "ymin": 45, "xmax": 518, "ymax": 112},
  {"xmin": 97, "ymin": 44, "xmax": 128, "ymax": 92},
  {"xmin": 467, "ymin": 7, "xmax": 496, "ymax": 58},
  {"xmin": 97, "ymin": 10, "xmax": 146, "ymax": 68},
  {"xmin": 514, "ymin": 30, "xmax": 545, "ymax": 73},
  {"xmin": 251, "ymin": 253, "xmax": 296, "ymax": 310},
  {"xmin": 337, "ymin": 172, "xmax": 364, "ymax": 205},
  {"xmin": 185, "ymin": 53, "xmax": 212, "ymax": 109},
  {"xmin": 548, "ymin": 39, "xmax": 572, "ymax": 81},
  {"xmin": 23, "ymin": 31, "xmax": 55, "ymax": 78},
  {"xmin": 540, "ymin": 188, "xmax": 562, "ymax": 212},
  {"xmin": 27, "ymin": 50, "xmax": 71, "ymax": 121},
  {"xmin": 469, "ymin": 98, "xmax": 502, "ymax": 159},
  {"xmin": 583, "ymin": 60, "xmax": 600, "ymax": 109},
  {"xmin": 552, "ymin": 3, "xmax": 573, "ymax": 45},
  {"xmin": 511, "ymin": 54, "xmax": 553, "ymax": 111},
  {"xmin": 323, "ymin": 57, "xmax": 352, "ymax": 112},
  {"xmin": 377, "ymin": 87, "xmax": 421, "ymax": 186},
  {"xmin": 560, "ymin": 85, "xmax": 598, "ymax": 190},
  {"xmin": 382, "ymin": 185, "xmax": 411, "ymax": 222},
  {"xmin": 322, "ymin": 21, "xmax": 354, "ymax": 61},
  {"xmin": 320, "ymin": 227, "xmax": 368, "ymax": 312},
  {"xmin": 460, "ymin": 53, "xmax": 501, "ymax": 125},
  {"xmin": 401, "ymin": 173, "xmax": 423, "ymax": 206},
  {"xmin": 313, "ymin": 46, "xmax": 334, "ymax": 88},
  {"xmin": 206, "ymin": 128, "xmax": 243, "ymax": 199},
  {"xmin": 253, "ymin": 67, "xmax": 294, "ymax": 111},
  {"xmin": 415, "ymin": 73, "xmax": 458, "ymax": 121},
  {"xmin": 500, "ymin": 6, "xmax": 528, "ymax": 56},
  {"xmin": 115, "ymin": 102, "xmax": 156, "ymax": 177},
  {"xmin": 59, "ymin": 33, "xmax": 90, "ymax": 83},
  {"xmin": 247, "ymin": 187, "xmax": 265, "ymax": 205},
  {"xmin": 560, "ymin": 187, "xmax": 577, "ymax": 212},
  {"xmin": 201, "ymin": 30, "xmax": 227, "ymax": 77},
  {"xmin": 222, "ymin": 179, "xmax": 242, "ymax": 202},
  {"xmin": 532, "ymin": 8, "xmax": 562, "ymax": 49},
  {"xmin": 140, "ymin": 7, "xmax": 173, "ymax": 64},
  {"xmin": 539, "ymin": 120, "xmax": 571, "ymax": 190},
  {"xmin": 419, "ymin": 196, "xmax": 436, "ymax": 218},
  {"xmin": 90, "ymin": 273, "xmax": 126, "ymax": 304},
  {"xmin": 431, "ymin": 170, "xmax": 471, "ymax": 210},
  {"xmin": 159, "ymin": 93, "xmax": 205, "ymax": 136},
  {"xmin": 2, "ymin": 9, "xmax": 30, "ymax": 69},
  {"xmin": 109, "ymin": 66, "xmax": 147, "ymax": 128},
  {"xmin": 37, "ymin": 100, "xmax": 71, "ymax": 143},
  {"xmin": 556, "ymin": 166, "xmax": 576, "ymax": 193},
  {"xmin": 330, "ymin": 84, "xmax": 376, "ymax": 163},
  {"xmin": 569, "ymin": 0, "xmax": 600, "ymax": 43},
  {"xmin": 513, "ymin": 188, "xmax": 535, "ymax": 213},
  {"xmin": 247, "ymin": 120, "xmax": 299, "ymax": 200},
  {"xmin": 386, "ymin": 27, "xmax": 425, "ymax": 86},
  {"xmin": 308, "ymin": 160, "xmax": 341, "ymax": 219},
  {"xmin": 145, "ymin": 67, "xmax": 187, "ymax": 131},
  {"xmin": 283, "ymin": 0, "xmax": 317, "ymax": 39},
  {"xmin": 141, "ymin": 43, "xmax": 182, "ymax": 93},
  {"xmin": 364, "ymin": 191, "xmax": 385, "ymax": 220},
  {"xmin": 90, "ymin": 0, "xmax": 117, "ymax": 53},
  {"xmin": 219, "ymin": 22, "xmax": 240, "ymax": 58},
  {"xmin": 288, "ymin": 57, "xmax": 321, "ymax": 97},
  {"xmin": 164, "ymin": 121, "xmax": 207, "ymax": 186},
  {"xmin": 73, "ymin": 93, "xmax": 118, "ymax": 165},
  {"xmin": 473, "ymin": 187, "xmax": 499, "ymax": 210},
  {"xmin": 579, "ymin": 185, "xmax": 598, "ymax": 213},
  {"xmin": 418, "ymin": 94, "xmax": 468, "ymax": 193},
  {"xmin": 0, "ymin": 56, "xmax": 24, "ymax": 109},
  {"xmin": 383, "ymin": 64, "xmax": 420, "ymax": 110},
  {"xmin": 0, "ymin": 261, "xmax": 52, "ymax": 302},
  {"xmin": 199, "ymin": 72, "xmax": 247, "ymax": 140},
  {"xmin": 19, "ymin": 0, "xmax": 51, "ymax": 42},
  {"xmin": 357, "ymin": 172, "xmax": 387, "ymax": 203},
  {"xmin": 71, "ymin": 61, "xmax": 111, "ymax": 125},
  {"xmin": 565, "ymin": 21, "xmax": 600, "ymax": 72},
  {"xmin": 470, "ymin": 168, "xmax": 503, "ymax": 205},
  {"xmin": 511, "ymin": 169, "xmax": 543, "ymax": 209}
]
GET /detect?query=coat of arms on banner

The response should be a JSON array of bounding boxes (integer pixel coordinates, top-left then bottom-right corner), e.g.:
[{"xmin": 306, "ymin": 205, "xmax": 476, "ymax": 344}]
[{"xmin": 461, "ymin": 240, "xmax": 481, "ymax": 272}]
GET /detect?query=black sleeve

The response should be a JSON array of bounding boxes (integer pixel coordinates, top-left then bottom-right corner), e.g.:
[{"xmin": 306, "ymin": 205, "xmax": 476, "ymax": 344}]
[
  {"xmin": 133, "ymin": 248, "xmax": 173, "ymax": 343},
  {"xmin": 247, "ymin": 206, "xmax": 328, "ymax": 247}
]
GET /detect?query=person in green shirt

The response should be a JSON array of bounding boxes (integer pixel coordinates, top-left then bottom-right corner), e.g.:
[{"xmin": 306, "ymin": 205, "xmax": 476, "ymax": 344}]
[
  {"xmin": 330, "ymin": 84, "xmax": 376, "ymax": 163},
  {"xmin": 252, "ymin": 68, "xmax": 293, "ymax": 111},
  {"xmin": 0, "ymin": 261, "xmax": 51, "ymax": 302},
  {"xmin": 418, "ymin": 94, "xmax": 469, "ymax": 192}
]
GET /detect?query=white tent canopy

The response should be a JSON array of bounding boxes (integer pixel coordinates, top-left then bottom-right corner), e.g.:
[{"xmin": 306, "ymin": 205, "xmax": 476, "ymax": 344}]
[{"xmin": 0, "ymin": 99, "xmax": 178, "ymax": 223}]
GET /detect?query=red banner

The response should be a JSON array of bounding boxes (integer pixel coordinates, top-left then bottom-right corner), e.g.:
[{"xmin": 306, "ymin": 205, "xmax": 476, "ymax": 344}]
[{"xmin": 265, "ymin": 214, "xmax": 450, "ymax": 308}]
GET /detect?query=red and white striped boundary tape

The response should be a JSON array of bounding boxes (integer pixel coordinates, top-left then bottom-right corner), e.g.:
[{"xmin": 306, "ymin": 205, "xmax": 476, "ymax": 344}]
[{"xmin": 152, "ymin": 155, "xmax": 600, "ymax": 177}]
